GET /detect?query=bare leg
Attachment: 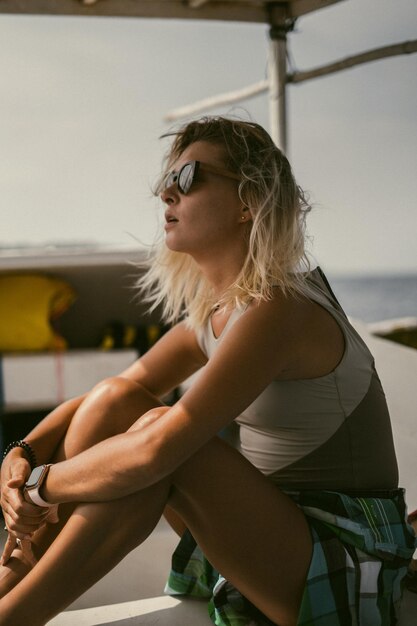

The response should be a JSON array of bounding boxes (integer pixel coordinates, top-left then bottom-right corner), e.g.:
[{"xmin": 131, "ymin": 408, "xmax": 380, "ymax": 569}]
[
  {"xmin": 0, "ymin": 437, "xmax": 311, "ymax": 626},
  {"xmin": 0, "ymin": 481, "xmax": 171, "ymax": 625},
  {"xmin": 0, "ymin": 378, "xmax": 164, "ymax": 594},
  {"xmin": 170, "ymin": 437, "xmax": 312, "ymax": 626}
]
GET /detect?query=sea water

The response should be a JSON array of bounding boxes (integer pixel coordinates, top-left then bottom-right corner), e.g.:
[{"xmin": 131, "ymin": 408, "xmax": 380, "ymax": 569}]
[{"xmin": 327, "ymin": 273, "xmax": 417, "ymax": 323}]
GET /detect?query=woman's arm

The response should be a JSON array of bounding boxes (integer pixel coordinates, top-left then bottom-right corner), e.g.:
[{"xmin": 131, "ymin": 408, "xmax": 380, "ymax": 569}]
[
  {"xmin": 2, "ymin": 321, "xmax": 206, "ymax": 534},
  {"xmin": 119, "ymin": 320, "xmax": 207, "ymax": 397},
  {"xmin": 39, "ymin": 293, "xmax": 340, "ymax": 504},
  {"xmin": 0, "ymin": 395, "xmax": 87, "ymax": 540},
  {"xmin": 1, "ymin": 395, "xmax": 86, "ymax": 511}
]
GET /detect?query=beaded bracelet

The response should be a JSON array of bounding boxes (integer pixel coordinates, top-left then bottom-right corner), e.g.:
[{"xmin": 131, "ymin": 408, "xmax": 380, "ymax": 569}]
[{"xmin": 2, "ymin": 440, "xmax": 37, "ymax": 470}]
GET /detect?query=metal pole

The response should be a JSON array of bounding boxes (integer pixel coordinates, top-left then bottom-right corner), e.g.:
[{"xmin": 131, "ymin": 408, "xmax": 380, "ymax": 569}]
[{"xmin": 268, "ymin": 25, "xmax": 288, "ymax": 153}]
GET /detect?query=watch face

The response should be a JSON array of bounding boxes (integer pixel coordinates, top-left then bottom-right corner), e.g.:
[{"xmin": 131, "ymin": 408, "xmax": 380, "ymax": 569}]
[{"xmin": 26, "ymin": 465, "xmax": 46, "ymax": 489}]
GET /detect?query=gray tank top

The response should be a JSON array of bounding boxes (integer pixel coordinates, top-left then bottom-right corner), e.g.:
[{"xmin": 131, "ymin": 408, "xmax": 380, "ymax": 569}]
[{"xmin": 196, "ymin": 268, "xmax": 399, "ymax": 491}]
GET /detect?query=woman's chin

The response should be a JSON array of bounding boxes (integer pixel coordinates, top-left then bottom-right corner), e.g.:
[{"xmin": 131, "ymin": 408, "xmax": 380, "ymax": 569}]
[{"xmin": 164, "ymin": 233, "xmax": 186, "ymax": 253}]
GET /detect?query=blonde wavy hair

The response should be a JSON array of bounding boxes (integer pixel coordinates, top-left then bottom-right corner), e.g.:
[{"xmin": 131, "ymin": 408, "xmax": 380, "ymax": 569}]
[{"xmin": 137, "ymin": 116, "xmax": 311, "ymax": 329}]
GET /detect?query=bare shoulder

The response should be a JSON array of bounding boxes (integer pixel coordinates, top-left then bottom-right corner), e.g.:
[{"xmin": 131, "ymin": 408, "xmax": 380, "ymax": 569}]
[
  {"xmin": 238, "ymin": 287, "xmax": 335, "ymax": 333},
  {"xmin": 235, "ymin": 289, "xmax": 345, "ymax": 380}
]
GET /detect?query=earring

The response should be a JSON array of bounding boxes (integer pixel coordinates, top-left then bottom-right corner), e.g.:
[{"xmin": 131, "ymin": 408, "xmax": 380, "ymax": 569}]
[{"xmin": 241, "ymin": 215, "xmax": 246, "ymax": 221}]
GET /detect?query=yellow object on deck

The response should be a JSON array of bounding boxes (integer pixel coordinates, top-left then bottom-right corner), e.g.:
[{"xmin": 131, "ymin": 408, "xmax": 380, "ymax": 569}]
[{"xmin": 0, "ymin": 273, "xmax": 76, "ymax": 352}]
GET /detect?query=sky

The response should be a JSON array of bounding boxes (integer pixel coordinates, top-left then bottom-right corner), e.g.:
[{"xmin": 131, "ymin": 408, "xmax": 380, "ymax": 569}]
[{"xmin": 0, "ymin": 0, "xmax": 416, "ymax": 275}]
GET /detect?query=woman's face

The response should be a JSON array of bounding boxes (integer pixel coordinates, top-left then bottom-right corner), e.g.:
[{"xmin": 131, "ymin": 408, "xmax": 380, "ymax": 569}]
[{"xmin": 160, "ymin": 140, "xmax": 249, "ymax": 259}]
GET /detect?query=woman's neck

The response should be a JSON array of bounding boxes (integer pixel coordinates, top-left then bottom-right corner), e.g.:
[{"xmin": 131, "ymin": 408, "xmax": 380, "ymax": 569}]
[{"xmin": 193, "ymin": 245, "xmax": 247, "ymax": 301}]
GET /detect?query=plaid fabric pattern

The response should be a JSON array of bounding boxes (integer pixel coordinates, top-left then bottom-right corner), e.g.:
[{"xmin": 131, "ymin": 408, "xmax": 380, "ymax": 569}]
[{"xmin": 165, "ymin": 489, "xmax": 416, "ymax": 626}]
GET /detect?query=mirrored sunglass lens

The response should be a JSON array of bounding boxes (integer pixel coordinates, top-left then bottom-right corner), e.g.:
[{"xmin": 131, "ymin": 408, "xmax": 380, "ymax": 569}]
[
  {"xmin": 164, "ymin": 172, "xmax": 176, "ymax": 191},
  {"xmin": 178, "ymin": 163, "xmax": 195, "ymax": 194}
]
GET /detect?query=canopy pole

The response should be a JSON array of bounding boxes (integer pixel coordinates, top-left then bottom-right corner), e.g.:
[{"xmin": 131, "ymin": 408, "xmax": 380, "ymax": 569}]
[
  {"xmin": 268, "ymin": 25, "xmax": 288, "ymax": 152},
  {"xmin": 268, "ymin": 21, "xmax": 296, "ymax": 153}
]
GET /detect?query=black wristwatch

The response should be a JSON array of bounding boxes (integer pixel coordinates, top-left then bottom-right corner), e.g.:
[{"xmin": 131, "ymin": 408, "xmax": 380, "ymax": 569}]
[{"xmin": 24, "ymin": 464, "xmax": 54, "ymax": 508}]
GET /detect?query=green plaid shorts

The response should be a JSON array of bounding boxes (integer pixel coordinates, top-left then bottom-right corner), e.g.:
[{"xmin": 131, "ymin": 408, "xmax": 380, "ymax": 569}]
[{"xmin": 165, "ymin": 488, "xmax": 416, "ymax": 625}]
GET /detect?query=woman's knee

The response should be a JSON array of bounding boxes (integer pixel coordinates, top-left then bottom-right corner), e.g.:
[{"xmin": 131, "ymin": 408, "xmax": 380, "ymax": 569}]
[
  {"xmin": 84, "ymin": 377, "xmax": 161, "ymax": 424},
  {"xmin": 89, "ymin": 376, "xmax": 144, "ymax": 406},
  {"xmin": 63, "ymin": 378, "xmax": 160, "ymax": 456}
]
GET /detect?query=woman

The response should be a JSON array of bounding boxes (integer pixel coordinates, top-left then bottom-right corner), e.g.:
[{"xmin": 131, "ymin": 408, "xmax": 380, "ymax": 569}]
[{"xmin": 0, "ymin": 117, "xmax": 415, "ymax": 626}]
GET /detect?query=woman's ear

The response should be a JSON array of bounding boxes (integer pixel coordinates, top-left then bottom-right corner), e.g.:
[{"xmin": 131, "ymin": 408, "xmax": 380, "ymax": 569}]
[{"xmin": 239, "ymin": 207, "xmax": 252, "ymax": 223}]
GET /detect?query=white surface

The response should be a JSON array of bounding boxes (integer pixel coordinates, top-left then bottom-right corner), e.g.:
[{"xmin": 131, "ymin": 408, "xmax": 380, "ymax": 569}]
[
  {"xmin": 48, "ymin": 596, "xmax": 211, "ymax": 625},
  {"xmin": 367, "ymin": 316, "xmax": 417, "ymax": 335},
  {"xmin": 0, "ymin": 246, "xmax": 144, "ymax": 271},
  {"xmin": 354, "ymin": 320, "xmax": 417, "ymax": 510},
  {"xmin": 2, "ymin": 350, "xmax": 137, "ymax": 410}
]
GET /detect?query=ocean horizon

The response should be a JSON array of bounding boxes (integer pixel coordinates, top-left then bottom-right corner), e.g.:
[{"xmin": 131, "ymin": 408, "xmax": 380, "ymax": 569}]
[{"xmin": 328, "ymin": 272, "xmax": 417, "ymax": 323}]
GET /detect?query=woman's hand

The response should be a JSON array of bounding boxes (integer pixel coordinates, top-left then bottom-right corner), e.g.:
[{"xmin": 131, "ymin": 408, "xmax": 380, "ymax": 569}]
[{"xmin": 0, "ymin": 454, "xmax": 50, "ymax": 564}]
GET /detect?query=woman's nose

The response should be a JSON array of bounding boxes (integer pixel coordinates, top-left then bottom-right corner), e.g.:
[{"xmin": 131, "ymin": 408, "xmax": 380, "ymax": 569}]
[{"xmin": 160, "ymin": 184, "xmax": 178, "ymax": 204}]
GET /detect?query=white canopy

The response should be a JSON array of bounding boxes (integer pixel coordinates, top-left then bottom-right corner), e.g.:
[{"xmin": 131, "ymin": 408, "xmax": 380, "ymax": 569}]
[
  {"xmin": 0, "ymin": 0, "xmax": 343, "ymax": 24},
  {"xmin": 2, "ymin": 1, "xmax": 414, "ymax": 151}
]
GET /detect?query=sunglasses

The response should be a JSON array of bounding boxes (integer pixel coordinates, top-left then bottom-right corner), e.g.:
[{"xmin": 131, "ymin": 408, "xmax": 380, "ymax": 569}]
[{"xmin": 163, "ymin": 160, "xmax": 240, "ymax": 195}]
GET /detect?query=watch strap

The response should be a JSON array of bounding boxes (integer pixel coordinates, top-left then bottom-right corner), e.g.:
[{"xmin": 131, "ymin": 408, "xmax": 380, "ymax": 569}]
[
  {"xmin": 25, "ymin": 464, "xmax": 54, "ymax": 508},
  {"xmin": 26, "ymin": 488, "xmax": 54, "ymax": 508}
]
